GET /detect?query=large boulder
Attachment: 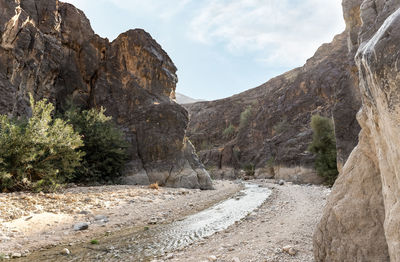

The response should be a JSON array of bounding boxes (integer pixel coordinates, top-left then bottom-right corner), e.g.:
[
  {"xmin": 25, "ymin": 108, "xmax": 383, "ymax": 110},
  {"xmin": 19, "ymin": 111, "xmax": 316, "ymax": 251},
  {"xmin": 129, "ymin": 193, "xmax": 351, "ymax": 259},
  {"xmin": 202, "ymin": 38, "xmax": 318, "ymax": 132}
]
[
  {"xmin": 314, "ymin": 0, "xmax": 400, "ymax": 260},
  {"xmin": 0, "ymin": 0, "xmax": 212, "ymax": 190}
]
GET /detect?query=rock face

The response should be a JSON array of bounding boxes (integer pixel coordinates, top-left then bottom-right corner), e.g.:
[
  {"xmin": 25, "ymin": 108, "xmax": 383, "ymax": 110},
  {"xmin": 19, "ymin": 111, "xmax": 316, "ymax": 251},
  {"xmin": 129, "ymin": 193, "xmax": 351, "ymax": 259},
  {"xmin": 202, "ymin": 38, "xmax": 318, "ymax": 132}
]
[
  {"xmin": 314, "ymin": 0, "xmax": 400, "ymax": 260},
  {"xmin": 0, "ymin": 0, "xmax": 212, "ymax": 190},
  {"xmin": 185, "ymin": 31, "xmax": 361, "ymax": 183}
]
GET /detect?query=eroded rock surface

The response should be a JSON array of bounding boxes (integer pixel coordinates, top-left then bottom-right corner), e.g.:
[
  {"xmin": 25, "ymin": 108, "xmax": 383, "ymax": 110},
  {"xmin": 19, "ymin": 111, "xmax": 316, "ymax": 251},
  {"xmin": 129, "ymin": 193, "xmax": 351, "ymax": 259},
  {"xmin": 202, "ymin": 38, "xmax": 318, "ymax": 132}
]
[
  {"xmin": 314, "ymin": 0, "xmax": 400, "ymax": 260},
  {"xmin": 0, "ymin": 0, "xmax": 212, "ymax": 189},
  {"xmin": 185, "ymin": 31, "xmax": 361, "ymax": 183}
]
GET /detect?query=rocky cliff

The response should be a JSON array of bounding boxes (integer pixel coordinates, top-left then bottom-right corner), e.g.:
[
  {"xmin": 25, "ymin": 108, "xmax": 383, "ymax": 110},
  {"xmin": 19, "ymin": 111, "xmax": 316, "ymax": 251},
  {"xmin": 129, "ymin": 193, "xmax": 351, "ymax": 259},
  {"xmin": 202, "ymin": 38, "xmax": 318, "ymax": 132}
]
[
  {"xmin": 0, "ymin": 0, "xmax": 212, "ymax": 189},
  {"xmin": 185, "ymin": 30, "xmax": 361, "ymax": 184},
  {"xmin": 314, "ymin": 0, "xmax": 400, "ymax": 260}
]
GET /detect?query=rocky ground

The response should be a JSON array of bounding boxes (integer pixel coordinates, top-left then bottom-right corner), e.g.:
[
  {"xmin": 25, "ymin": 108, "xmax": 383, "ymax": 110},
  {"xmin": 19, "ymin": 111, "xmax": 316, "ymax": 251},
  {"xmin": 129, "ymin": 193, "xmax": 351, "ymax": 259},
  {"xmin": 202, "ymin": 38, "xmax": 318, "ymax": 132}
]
[
  {"xmin": 0, "ymin": 180, "xmax": 330, "ymax": 261},
  {"xmin": 0, "ymin": 181, "xmax": 241, "ymax": 259},
  {"xmin": 158, "ymin": 180, "xmax": 330, "ymax": 262}
]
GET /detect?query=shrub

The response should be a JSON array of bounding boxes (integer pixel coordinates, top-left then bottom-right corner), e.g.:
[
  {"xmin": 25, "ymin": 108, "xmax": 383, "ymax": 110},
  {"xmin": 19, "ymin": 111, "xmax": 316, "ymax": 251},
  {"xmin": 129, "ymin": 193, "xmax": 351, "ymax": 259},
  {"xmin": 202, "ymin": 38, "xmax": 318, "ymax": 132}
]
[
  {"xmin": 243, "ymin": 163, "xmax": 255, "ymax": 176},
  {"xmin": 308, "ymin": 115, "xmax": 338, "ymax": 185},
  {"xmin": 0, "ymin": 95, "xmax": 84, "ymax": 192},
  {"xmin": 64, "ymin": 106, "xmax": 128, "ymax": 183},
  {"xmin": 222, "ymin": 124, "xmax": 235, "ymax": 139},
  {"xmin": 239, "ymin": 106, "xmax": 252, "ymax": 130},
  {"xmin": 90, "ymin": 239, "xmax": 99, "ymax": 245}
]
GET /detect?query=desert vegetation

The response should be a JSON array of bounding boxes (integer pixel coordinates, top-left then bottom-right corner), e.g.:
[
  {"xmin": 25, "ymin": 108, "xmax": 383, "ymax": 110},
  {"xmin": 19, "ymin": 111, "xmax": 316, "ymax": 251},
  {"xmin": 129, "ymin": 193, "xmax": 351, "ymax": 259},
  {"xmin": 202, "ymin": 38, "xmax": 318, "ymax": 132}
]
[
  {"xmin": 239, "ymin": 106, "xmax": 252, "ymax": 131},
  {"xmin": 222, "ymin": 124, "xmax": 236, "ymax": 139},
  {"xmin": 0, "ymin": 96, "xmax": 128, "ymax": 192},
  {"xmin": 308, "ymin": 114, "xmax": 338, "ymax": 185}
]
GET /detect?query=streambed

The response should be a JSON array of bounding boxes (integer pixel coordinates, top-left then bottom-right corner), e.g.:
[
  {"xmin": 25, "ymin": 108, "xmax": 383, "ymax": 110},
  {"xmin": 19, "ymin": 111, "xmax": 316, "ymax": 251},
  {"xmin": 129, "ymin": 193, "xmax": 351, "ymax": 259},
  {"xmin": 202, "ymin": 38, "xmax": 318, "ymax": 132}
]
[{"xmin": 17, "ymin": 183, "xmax": 271, "ymax": 261}]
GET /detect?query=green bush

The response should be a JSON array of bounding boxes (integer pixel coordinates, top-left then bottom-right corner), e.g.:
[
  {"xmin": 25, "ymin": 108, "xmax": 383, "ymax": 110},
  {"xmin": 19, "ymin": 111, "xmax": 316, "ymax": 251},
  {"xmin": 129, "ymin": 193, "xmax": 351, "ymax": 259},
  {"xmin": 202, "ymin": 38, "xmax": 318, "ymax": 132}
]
[
  {"xmin": 243, "ymin": 163, "xmax": 255, "ymax": 176},
  {"xmin": 0, "ymin": 95, "xmax": 84, "ymax": 192},
  {"xmin": 223, "ymin": 124, "xmax": 236, "ymax": 139},
  {"xmin": 239, "ymin": 106, "xmax": 252, "ymax": 130},
  {"xmin": 308, "ymin": 115, "xmax": 338, "ymax": 185},
  {"xmin": 64, "ymin": 106, "xmax": 128, "ymax": 183}
]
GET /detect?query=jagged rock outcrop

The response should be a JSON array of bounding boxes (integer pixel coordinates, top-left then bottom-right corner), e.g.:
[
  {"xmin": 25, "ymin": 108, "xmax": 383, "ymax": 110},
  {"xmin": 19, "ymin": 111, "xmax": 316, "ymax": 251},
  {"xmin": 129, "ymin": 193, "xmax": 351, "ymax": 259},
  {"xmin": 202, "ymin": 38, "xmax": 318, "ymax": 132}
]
[
  {"xmin": 0, "ymin": 0, "xmax": 212, "ymax": 189},
  {"xmin": 185, "ymin": 30, "xmax": 361, "ymax": 184},
  {"xmin": 314, "ymin": 0, "xmax": 400, "ymax": 260}
]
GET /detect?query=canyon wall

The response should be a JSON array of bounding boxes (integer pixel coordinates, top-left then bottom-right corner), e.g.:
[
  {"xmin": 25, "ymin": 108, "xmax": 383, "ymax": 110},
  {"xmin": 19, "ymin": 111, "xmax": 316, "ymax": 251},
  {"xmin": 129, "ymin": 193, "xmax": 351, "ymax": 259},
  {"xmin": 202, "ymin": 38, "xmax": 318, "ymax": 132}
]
[
  {"xmin": 185, "ymin": 30, "xmax": 361, "ymax": 183},
  {"xmin": 314, "ymin": 0, "xmax": 400, "ymax": 260},
  {"xmin": 0, "ymin": 0, "xmax": 212, "ymax": 189}
]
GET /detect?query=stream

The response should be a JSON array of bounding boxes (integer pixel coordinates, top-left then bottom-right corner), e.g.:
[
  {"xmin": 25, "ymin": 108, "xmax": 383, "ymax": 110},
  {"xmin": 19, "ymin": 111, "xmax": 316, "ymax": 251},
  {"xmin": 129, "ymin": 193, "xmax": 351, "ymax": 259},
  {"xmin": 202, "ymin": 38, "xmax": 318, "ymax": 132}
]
[{"xmin": 18, "ymin": 183, "xmax": 271, "ymax": 261}]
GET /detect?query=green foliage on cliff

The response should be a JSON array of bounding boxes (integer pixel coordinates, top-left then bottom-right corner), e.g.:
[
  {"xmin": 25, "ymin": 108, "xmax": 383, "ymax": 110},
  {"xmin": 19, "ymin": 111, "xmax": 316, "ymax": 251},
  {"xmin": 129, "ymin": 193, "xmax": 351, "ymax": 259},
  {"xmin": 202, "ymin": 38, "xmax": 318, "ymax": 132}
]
[
  {"xmin": 63, "ymin": 105, "xmax": 128, "ymax": 183},
  {"xmin": 0, "ymin": 95, "xmax": 84, "ymax": 192},
  {"xmin": 223, "ymin": 124, "xmax": 236, "ymax": 139},
  {"xmin": 308, "ymin": 115, "xmax": 338, "ymax": 185},
  {"xmin": 239, "ymin": 106, "xmax": 252, "ymax": 130}
]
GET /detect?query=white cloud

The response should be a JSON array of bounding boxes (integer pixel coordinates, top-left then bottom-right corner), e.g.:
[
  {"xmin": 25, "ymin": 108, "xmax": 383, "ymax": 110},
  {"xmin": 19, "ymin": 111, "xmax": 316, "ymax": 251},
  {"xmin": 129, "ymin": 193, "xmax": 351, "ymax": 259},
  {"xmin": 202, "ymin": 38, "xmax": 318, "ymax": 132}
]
[{"xmin": 189, "ymin": 0, "xmax": 345, "ymax": 67}]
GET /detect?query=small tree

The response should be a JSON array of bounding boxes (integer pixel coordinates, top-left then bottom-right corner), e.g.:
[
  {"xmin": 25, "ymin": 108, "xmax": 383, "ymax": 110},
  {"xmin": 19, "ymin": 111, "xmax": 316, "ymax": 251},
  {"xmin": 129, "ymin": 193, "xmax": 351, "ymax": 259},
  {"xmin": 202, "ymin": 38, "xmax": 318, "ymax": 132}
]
[
  {"xmin": 64, "ymin": 106, "xmax": 128, "ymax": 183},
  {"xmin": 308, "ymin": 115, "xmax": 338, "ymax": 185},
  {"xmin": 0, "ymin": 95, "xmax": 84, "ymax": 192}
]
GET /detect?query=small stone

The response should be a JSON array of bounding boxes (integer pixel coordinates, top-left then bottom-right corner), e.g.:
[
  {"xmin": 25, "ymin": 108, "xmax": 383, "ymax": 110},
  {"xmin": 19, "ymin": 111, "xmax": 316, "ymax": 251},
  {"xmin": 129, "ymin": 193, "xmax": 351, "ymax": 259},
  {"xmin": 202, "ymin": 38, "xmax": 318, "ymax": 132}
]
[
  {"xmin": 288, "ymin": 247, "xmax": 297, "ymax": 256},
  {"xmin": 94, "ymin": 215, "xmax": 109, "ymax": 223},
  {"xmin": 278, "ymin": 180, "xmax": 285, "ymax": 185},
  {"xmin": 84, "ymin": 197, "xmax": 91, "ymax": 203},
  {"xmin": 148, "ymin": 217, "xmax": 158, "ymax": 225},
  {"xmin": 73, "ymin": 222, "xmax": 89, "ymax": 231},
  {"xmin": 79, "ymin": 210, "xmax": 91, "ymax": 215},
  {"xmin": 165, "ymin": 253, "xmax": 174, "ymax": 259},
  {"xmin": 61, "ymin": 248, "xmax": 70, "ymax": 255},
  {"xmin": 208, "ymin": 255, "xmax": 217, "ymax": 261},
  {"xmin": 11, "ymin": 253, "xmax": 22, "ymax": 258},
  {"xmin": 282, "ymin": 245, "xmax": 297, "ymax": 256},
  {"xmin": 232, "ymin": 257, "xmax": 240, "ymax": 262}
]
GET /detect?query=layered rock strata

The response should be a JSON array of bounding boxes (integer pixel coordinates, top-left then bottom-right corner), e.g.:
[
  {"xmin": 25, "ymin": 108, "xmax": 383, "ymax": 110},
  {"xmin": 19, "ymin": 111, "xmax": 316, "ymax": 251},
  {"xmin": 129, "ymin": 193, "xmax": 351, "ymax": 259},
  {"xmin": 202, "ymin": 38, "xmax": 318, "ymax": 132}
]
[{"xmin": 0, "ymin": 0, "xmax": 212, "ymax": 189}]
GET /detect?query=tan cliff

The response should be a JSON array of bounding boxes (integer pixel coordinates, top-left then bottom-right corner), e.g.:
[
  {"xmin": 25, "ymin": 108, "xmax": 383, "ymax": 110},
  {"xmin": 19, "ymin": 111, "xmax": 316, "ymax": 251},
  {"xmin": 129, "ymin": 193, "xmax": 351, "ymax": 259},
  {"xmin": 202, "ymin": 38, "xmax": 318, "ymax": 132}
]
[
  {"xmin": 0, "ymin": 0, "xmax": 212, "ymax": 189},
  {"xmin": 314, "ymin": 0, "xmax": 400, "ymax": 260}
]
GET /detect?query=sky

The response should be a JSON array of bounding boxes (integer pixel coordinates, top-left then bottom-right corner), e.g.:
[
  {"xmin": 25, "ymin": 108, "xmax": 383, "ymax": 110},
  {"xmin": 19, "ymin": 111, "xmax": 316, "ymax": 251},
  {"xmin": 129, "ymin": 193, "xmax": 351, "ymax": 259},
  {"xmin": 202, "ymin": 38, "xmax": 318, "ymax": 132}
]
[{"xmin": 64, "ymin": 0, "xmax": 345, "ymax": 101}]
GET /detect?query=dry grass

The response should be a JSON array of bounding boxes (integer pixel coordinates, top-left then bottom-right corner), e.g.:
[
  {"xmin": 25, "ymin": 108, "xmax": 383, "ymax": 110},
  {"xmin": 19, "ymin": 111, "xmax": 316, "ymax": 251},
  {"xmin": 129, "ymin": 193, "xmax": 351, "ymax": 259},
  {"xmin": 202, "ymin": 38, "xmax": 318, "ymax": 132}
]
[{"xmin": 149, "ymin": 182, "xmax": 159, "ymax": 190}]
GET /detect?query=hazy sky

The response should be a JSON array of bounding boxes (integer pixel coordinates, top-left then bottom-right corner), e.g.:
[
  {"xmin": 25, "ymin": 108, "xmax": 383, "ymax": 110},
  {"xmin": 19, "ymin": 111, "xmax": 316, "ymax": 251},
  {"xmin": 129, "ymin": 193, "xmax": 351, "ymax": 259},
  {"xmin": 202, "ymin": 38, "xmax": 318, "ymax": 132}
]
[{"xmin": 64, "ymin": 0, "xmax": 345, "ymax": 101}]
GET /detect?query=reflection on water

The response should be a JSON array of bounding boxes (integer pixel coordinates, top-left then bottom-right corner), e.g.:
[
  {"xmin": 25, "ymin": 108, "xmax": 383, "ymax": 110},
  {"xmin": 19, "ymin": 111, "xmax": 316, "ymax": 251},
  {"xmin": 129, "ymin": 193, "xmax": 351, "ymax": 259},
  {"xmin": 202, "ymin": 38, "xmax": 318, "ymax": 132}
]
[{"xmin": 18, "ymin": 183, "xmax": 271, "ymax": 261}]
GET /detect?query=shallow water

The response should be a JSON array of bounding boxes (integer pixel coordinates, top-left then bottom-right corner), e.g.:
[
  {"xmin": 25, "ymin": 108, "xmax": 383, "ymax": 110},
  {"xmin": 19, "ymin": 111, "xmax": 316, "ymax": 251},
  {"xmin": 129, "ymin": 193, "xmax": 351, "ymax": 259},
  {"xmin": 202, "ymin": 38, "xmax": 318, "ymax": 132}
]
[{"xmin": 18, "ymin": 183, "xmax": 271, "ymax": 261}]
